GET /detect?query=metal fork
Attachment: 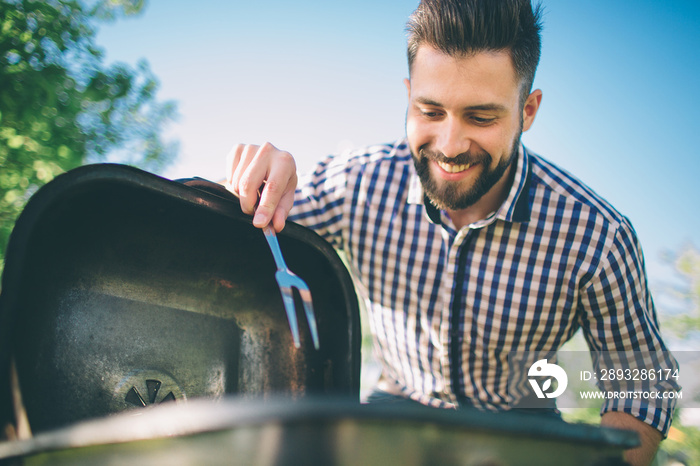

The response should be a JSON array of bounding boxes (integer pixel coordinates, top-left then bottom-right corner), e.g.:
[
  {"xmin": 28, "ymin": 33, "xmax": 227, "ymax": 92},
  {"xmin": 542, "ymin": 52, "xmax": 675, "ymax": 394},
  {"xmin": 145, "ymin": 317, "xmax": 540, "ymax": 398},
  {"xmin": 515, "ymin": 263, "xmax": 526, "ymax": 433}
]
[{"xmin": 262, "ymin": 225, "xmax": 320, "ymax": 350}]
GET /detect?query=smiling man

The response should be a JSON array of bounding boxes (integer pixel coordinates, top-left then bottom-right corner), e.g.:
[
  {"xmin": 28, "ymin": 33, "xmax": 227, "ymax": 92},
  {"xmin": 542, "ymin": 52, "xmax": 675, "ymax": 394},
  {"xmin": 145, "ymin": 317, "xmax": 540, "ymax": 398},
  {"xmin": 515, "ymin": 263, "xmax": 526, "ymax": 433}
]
[
  {"xmin": 406, "ymin": 45, "xmax": 540, "ymax": 228},
  {"xmin": 225, "ymin": 1, "xmax": 677, "ymax": 465}
]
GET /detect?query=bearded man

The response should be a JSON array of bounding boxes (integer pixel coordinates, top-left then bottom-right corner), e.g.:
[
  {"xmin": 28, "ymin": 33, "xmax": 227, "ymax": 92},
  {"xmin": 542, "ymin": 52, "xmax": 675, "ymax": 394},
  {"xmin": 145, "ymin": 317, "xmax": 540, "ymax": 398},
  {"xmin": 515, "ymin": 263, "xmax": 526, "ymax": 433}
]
[{"xmin": 225, "ymin": 1, "xmax": 678, "ymax": 464}]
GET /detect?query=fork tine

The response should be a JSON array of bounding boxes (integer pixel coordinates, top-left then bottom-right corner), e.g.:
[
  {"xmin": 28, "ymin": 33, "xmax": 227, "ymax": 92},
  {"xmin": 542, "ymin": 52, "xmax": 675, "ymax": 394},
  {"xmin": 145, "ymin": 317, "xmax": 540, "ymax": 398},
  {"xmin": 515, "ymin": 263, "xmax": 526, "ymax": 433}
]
[
  {"xmin": 263, "ymin": 225, "xmax": 320, "ymax": 350},
  {"xmin": 298, "ymin": 288, "xmax": 319, "ymax": 349},
  {"xmin": 279, "ymin": 285, "xmax": 301, "ymax": 348}
]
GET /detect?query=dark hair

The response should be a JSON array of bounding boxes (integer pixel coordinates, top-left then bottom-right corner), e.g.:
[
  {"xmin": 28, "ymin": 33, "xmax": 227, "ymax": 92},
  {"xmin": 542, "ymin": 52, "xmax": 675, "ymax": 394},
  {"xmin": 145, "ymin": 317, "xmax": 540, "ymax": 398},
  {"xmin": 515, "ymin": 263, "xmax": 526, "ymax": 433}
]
[{"xmin": 406, "ymin": 0, "xmax": 543, "ymax": 102}]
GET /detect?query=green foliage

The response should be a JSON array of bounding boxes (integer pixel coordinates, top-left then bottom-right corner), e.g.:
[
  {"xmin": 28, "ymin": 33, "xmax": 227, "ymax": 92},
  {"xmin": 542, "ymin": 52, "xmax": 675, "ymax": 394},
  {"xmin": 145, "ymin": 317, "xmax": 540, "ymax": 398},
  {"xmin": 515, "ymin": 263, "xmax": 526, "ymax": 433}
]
[
  {"xmin": 657, "ymin": 245, "xmax": 700, "ymax": 464},
  {"xmin": 659, "ymin": 423, "xmax": 700, "ymax": 465},
  {"xmin": 668, "ymin": 245, "xmax": 700, "ymax": 334},
  {"xmin": 0, "ymin": 0, "xmax": 178, "ymax": 274},
  {"xmin": 658, "ymin": 244, "xmax": 700, "ymax": 340}
]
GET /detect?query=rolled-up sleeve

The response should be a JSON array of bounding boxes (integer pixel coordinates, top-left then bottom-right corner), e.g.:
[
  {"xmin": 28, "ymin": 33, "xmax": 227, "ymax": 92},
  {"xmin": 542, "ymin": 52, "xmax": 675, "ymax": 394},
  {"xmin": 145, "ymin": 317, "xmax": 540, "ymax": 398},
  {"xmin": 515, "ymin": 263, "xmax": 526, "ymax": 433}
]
[{"xmin": 579, "ymin": 217, "xmax": 679, "ymax": 436}]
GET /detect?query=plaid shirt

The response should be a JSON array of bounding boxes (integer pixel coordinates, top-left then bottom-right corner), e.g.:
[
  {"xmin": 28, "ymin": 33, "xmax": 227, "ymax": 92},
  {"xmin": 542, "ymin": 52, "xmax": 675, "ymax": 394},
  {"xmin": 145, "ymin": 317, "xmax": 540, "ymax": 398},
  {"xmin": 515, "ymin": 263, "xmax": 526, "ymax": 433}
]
[{"xmin": 290, "ymin": 139, "xmax": 677, "ymax": 435}]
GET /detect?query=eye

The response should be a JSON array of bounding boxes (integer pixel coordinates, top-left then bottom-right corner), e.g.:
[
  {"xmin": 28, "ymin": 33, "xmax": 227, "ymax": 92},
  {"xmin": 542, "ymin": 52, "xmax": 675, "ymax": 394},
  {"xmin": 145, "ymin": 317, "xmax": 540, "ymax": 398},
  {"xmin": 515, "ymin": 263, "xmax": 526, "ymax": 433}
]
[
  {"xmin": 419, "ymin": 108, "xmax": 443, "ymax": 119},
  {"xmin": 471, "ymin": 116, "xmax": 496, "ymax": 126}
]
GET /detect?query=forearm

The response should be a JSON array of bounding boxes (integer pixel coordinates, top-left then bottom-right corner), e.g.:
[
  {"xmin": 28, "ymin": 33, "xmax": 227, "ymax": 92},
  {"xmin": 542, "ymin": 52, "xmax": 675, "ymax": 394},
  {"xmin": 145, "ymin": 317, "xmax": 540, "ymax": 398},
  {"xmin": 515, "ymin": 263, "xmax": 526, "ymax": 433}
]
[{"xmin": 601, "ymin": 411, "xmax": 662, "ymax": 466}]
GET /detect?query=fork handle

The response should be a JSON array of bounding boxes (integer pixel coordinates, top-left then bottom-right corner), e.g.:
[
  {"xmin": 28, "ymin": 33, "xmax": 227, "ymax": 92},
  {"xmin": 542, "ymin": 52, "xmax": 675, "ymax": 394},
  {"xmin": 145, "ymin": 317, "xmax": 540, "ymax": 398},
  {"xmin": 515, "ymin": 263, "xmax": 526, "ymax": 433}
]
[{"xmin": 262, "ymin": 225, "xmax": 288, "ymax": 271}]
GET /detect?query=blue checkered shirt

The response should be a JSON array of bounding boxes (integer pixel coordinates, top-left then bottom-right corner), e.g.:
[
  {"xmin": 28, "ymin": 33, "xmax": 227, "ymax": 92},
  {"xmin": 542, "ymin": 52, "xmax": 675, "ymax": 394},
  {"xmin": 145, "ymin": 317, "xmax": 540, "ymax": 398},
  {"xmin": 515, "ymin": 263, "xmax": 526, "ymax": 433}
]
[{"xmin": 289, "ymin": 139, "xmax": 677, "ymax": 435}]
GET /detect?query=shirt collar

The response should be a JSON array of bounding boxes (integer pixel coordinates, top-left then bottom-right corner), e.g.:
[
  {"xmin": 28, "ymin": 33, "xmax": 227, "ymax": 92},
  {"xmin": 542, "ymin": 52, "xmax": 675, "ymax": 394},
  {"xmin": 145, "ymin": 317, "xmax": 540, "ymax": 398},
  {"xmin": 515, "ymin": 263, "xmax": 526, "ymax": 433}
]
[
  {"xmin": 406, "ymin": 160, "xmax": 444, "ymax": 225},
  {"xmin": 500, "ymin": 143, "xmax": 532, "ymax": 223},
  {"xmin": 407, "ymin": 143, "xmax": 532, "ymax": 226}
]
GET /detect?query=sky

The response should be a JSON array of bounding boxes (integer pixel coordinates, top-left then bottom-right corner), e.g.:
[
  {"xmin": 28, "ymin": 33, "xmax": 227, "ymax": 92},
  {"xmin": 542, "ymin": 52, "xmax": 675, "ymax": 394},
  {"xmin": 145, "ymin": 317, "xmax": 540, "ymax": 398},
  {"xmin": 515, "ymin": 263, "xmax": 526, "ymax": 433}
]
[{"xmin": 95, "ymin": 0, "xmax": 700, "ymax": 289}]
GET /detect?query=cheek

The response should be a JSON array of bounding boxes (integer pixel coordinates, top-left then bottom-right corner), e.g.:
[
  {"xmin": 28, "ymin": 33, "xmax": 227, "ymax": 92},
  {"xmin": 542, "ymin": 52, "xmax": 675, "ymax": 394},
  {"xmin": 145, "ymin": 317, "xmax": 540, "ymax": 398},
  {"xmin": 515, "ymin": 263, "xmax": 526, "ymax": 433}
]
[
  {"xmin": 405, "ymin": 113, "xmax": 418, "ymax": 137},
  {"xmin": 405, "ymin": 114, "xmax": 430, "ymax": 150},
  {"xmin": 481, "ymin": 123, "xmax": 517, "ymax": 154},
  {"xmin": 480, "ymin": 128, "xmax": 506, "ymax": 152}
]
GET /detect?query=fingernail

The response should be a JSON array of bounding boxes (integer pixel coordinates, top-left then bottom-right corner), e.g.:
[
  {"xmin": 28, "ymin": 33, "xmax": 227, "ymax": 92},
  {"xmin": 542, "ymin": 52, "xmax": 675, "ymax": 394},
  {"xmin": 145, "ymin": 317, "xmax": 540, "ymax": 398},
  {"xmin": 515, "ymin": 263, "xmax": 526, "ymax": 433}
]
[{"xmin": 253, "ymin": 211, "xmax": 267, "ymax": 226}]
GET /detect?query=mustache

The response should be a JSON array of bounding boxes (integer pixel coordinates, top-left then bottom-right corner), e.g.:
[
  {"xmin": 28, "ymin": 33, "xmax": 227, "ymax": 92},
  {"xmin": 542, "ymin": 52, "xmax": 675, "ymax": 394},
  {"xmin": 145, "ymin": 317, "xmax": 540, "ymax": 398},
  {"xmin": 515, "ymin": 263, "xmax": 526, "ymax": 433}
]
[{"xmin": 418, "ymin": 147, "xmax": 491, "ymax": 166}]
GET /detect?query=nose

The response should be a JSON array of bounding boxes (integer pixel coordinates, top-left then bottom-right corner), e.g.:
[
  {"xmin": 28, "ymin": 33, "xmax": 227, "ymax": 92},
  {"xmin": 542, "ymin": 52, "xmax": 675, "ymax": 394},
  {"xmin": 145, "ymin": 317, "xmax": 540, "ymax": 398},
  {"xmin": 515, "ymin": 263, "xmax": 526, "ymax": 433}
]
[{"xmin": 434, "ymin": 117, "xmax": 471, "ymax": 159}]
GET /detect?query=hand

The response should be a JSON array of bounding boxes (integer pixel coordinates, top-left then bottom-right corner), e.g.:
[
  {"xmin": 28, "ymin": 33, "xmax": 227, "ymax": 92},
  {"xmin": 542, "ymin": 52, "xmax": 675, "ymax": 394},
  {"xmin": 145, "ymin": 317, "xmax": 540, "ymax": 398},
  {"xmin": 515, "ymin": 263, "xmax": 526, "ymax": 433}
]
[{"xmin": 225, "ymin": 142, "xmax": 298, "ymax": 232}]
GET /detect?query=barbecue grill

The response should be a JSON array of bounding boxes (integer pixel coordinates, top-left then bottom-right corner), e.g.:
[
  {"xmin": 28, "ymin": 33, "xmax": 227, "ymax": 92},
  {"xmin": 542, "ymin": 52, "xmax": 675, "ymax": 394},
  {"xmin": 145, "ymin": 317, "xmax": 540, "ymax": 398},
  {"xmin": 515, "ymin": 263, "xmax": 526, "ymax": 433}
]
[{"xmin": 0, "ymin": 164, "xmax": 638, "ymax": 465}]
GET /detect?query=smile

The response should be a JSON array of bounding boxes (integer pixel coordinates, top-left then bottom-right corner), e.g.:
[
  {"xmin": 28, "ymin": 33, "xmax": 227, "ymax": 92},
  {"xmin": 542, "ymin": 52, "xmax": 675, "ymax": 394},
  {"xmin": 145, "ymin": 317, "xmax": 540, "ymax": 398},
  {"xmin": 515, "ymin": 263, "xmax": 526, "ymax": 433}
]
[{"xmin": 436, "ymin": 160, "xmax": 472, "ymax": 173}]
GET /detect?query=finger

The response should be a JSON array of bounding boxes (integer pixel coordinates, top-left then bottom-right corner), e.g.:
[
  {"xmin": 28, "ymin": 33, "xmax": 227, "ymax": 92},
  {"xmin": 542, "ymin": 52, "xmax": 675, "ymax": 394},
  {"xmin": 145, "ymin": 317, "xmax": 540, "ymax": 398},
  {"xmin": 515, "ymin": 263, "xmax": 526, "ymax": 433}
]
[
  {"xmin": 253, "ymin": 177, "xmax": 284, "ymax": 228},
  {"xmin": 227, "ymin": 143, "xmax": 258, "ymax": 196},
  {"xmin": 225, "ymin": 144, "xmax": 245, "ymax": 191},
  {"xmin": 236, "ymin": 144, "xmax": 265, "ymax": 214},
  {"xmin": 251, "ymin": 143, "xmax": 296, "ymax": 227},
  {"xmin": 271, "ymin": 184, "xmax": 297, "ymax": 232}
]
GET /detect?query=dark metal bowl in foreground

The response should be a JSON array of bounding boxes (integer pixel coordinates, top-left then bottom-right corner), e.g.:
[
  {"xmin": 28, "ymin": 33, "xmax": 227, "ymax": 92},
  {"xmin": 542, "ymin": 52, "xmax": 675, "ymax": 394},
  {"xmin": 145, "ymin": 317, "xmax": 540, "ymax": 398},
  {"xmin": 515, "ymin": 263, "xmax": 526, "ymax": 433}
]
[{"xmin": 0, "ymin": 397, "xmax": 638, "ymax": 465}]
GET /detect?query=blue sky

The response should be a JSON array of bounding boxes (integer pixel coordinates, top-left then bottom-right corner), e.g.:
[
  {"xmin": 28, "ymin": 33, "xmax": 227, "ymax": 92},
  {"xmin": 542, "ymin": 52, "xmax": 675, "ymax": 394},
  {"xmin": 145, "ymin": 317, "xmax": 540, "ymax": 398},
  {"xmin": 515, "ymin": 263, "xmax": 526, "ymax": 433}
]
[{"xmin": 96, "ymin": 0, "xmax": 700, "ymax": 285}]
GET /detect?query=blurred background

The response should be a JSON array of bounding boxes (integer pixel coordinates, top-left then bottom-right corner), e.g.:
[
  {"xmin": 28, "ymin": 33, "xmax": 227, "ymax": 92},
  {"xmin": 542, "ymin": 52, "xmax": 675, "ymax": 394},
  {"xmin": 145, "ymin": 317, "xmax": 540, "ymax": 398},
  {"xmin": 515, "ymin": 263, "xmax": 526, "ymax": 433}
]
[
  {"xmin": 1, "ymin": 0, "xmax": 699, "ymax": 462},
  {"xmin": 93, "ymin": 0, "xmax": 700, "ymax": 300}
]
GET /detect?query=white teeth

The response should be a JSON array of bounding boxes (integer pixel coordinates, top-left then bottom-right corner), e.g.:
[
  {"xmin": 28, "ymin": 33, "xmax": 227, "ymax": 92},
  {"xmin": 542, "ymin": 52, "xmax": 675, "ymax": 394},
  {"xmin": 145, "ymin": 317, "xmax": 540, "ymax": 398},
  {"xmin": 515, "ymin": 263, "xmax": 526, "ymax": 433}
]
[{"xmin": 437, "ymin": 161, "xmax": 471, "ymax": 173}]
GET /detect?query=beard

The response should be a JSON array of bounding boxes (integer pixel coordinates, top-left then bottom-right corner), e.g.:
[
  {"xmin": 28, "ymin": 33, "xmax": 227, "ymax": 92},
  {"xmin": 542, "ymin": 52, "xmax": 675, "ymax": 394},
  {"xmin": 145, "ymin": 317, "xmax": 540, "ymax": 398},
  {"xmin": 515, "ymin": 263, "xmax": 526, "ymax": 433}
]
[{"xmin": 412, "ymin": 135, "xmax": 521, "ymax": 211}]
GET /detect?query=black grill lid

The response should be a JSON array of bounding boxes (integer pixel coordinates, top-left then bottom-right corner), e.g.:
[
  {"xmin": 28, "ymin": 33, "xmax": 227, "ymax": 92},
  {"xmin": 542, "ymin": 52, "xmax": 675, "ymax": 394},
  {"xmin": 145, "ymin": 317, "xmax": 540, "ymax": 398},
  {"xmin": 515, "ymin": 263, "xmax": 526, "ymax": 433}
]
[{"xmin": 0, "ymin": 163, "xmax": 361, "ymax": 433}]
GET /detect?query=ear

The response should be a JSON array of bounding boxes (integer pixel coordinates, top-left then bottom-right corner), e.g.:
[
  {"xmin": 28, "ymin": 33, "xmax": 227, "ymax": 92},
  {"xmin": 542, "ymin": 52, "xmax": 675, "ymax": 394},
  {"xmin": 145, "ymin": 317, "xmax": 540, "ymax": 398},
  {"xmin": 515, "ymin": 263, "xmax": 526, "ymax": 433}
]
[
  {"xmin": 522, "ymin": 89, "xmax": 542, "ymax": 132},
  {"xmin": 404, "ymin": 77, "xmax": 411, "ymax": 99}
]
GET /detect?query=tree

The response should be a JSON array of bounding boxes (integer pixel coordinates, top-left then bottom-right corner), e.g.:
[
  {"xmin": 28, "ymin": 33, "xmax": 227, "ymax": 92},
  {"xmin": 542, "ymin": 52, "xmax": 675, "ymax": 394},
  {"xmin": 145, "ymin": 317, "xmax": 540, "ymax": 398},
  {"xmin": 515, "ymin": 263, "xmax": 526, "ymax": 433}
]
[
  {"xmin": 0, "ymin": 0, "xmax": 178, "ymax": 274},
  {"xmin": 656, "ymin": 243, "xmax": 700, "ymax": 341}
]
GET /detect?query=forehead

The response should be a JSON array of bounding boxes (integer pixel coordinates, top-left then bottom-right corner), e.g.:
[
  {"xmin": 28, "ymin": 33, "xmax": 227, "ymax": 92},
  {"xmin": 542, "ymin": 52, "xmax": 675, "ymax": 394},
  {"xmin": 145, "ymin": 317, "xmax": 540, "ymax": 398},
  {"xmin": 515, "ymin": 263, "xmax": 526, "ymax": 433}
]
[{"xmin": 409, "ymin": 45, "xmax": 520, "ymax": 108}]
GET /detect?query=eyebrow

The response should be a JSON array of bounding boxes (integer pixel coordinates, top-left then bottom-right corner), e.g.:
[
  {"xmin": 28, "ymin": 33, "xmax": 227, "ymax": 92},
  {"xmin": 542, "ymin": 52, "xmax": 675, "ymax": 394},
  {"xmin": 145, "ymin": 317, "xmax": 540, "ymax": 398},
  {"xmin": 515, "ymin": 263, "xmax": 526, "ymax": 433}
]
[{"xmin": 415, "ymin": 97, "xmax": 508, "ymax": 113}]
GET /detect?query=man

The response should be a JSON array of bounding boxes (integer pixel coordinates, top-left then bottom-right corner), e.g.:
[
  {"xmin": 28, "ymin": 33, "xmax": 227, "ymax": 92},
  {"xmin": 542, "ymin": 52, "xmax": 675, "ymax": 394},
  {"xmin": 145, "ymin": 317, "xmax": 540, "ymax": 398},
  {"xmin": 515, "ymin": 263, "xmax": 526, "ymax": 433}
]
[{"xmin": 225, "ymin": 1, "xmax": 677, "ymax": 464}]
